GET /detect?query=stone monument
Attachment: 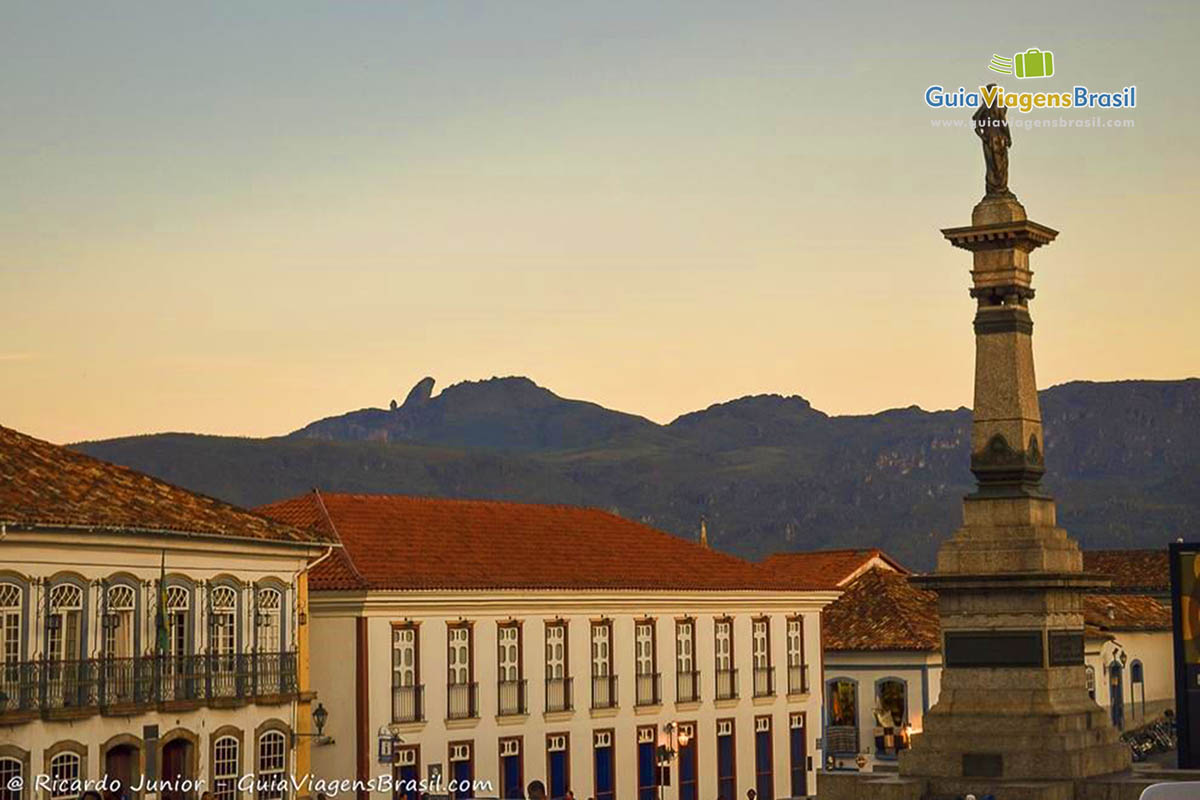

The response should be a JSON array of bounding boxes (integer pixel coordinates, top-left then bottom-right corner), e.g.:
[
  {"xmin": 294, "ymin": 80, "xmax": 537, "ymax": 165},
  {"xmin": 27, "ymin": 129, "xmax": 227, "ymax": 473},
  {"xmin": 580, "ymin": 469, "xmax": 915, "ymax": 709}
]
[{"xmin": 896, "ymin": 92, "xmax": 1131, "ymax": 796}]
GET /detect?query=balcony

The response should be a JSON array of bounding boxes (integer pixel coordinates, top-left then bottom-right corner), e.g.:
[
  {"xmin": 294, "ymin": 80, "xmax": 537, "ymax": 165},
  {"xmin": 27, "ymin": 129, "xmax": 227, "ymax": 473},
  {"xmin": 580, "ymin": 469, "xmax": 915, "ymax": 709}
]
[
  {"xmin": 0, "ymin": 652, "xmax": 297, "ymax": 720},
  {"xmin": 447, "ymin": 682, "xmax": 478, "ymax": 720},
  {"xmin": 634, "ymin": 672, "xmax": 661, "ymax": 706},
  {"xmin": 545, "ymin": 677, "xmax": 572, "ymax": 713},
  {"xmin": 715, "ymin": 668, "xmax": 738, "ymax": 701},
  {"xmin": 497, "ymin": 679, "xmax": 527, "ymax": 716},
  {"xmin": 591, "ymin": 674, "xmax": 618, "ymax": 710},
  {"xmin": 392, "ymin": 684, "xmax": 424, "ymax": 723},
  {"xmin": 787, "ymin": 663, "xmax": 810, "ymax": 695},
  {"xmin": 753, "ymin": 666, "xmax": 775, "ymax": 698},
  {"xmin": 675, "ymin": 669, "xmax": 700, "ymax": 703}
]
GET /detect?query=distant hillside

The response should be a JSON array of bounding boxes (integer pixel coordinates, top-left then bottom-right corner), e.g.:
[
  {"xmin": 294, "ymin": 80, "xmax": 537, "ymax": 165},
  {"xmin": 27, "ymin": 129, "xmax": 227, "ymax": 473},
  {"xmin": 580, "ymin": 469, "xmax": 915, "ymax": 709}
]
[{"xmin": 72, "ymin": 376, "xmax": 1200, "ymax": 568}]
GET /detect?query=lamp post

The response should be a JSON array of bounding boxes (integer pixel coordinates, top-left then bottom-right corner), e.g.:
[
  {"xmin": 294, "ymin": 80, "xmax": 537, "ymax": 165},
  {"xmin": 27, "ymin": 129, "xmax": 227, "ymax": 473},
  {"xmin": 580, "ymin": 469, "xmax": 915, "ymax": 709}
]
[
  {"xmin": 292, "ymin": 701, "xmax": 335, "ymax": 747},
  {"xmin": 658, "ymin": 722, "xmax": 690, "ymax": 800}
]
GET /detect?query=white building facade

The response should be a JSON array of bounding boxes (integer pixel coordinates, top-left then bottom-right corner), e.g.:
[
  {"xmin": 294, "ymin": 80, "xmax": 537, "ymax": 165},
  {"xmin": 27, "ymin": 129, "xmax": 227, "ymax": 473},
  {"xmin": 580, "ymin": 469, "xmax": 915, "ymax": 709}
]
[
  {"xmin": 0, "ymin": 425, "xmax": 334, "ymax": 800},
  {"xmin": 260, "ymin": 492, "xmax": 838, "ymax": 800}
]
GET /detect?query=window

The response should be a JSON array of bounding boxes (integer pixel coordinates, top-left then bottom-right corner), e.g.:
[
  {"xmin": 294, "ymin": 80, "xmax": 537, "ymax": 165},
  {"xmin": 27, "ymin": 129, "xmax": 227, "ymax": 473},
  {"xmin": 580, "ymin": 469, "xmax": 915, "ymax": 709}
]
[
  {"xmin": 545, "ymin": 622, "xmax": 570, "ymax": 713},
  {"xmin": 449, "ymin": 742, "xmax": 474, "ymax": 800},
  {"xmin": 1131, "ymin": 659, "xmax": 1145, "ymax": 717},
  {"xmin": 591, "ymin": 621, "xmax": 615, "ymax": 709},
  {"xmin": 499, "ymin": 738, "xmax": 522, "ymax": 800},
  {"xmin": 593, "ymin": 731, "xmax": 615, "ymax": 800},
  {"xmin": 48, "ymin": 752, "xmax": 81, "ymax": 800},
  {"xmin": 678, "ymin": 723, "xmax": 697, "ymax": 800},
  {"xmin": 754, "ymin": 716, "xmax": 774, "ymax": 800},
  {"xmin": 497, "ymin": 623, "xmax": 524, "ymax": 715},
  {"xmin": 1086, "ymin": 665, "xmax": 1096, "ymax": 699},
  {"xmin": 636, "ymin": 726, "xmax": 657, "ymax": 800},
  {"xmin": 0, "ymin": 758, "xmax": 21, "ymax": 800},
  {"xmin": 752, "ymin": 618, "xmax": 772, "ymax": 696},
  {"xmin": 635, "ymin": 621, "xmax": 658, "ymax": 705},
  {"xmin": 256, "ymin": 587, "xmax": 283, "ymax": 652},
  {"xmin": 104, "ymin": 584, "xmax": 136, "ymax": 658},
  {"xmin": 213, "ymin": 736, "xmax": 239, "ymax": 800},
  {"xmin": 258, "ymin": 730, "xmax": 287, "ymax": 800},
  {"xmin": 825, "ymin": 679, "xmax": 859, "ymax": 756},
  {"xmin": 786, "ymin": 616, "xmax": 806, "ymax": 693},
  {"xmin": 715, "ymin": 618, "xmax": 735, "ymax": 699},
  {"xmin": 165, "ymin": 585, "xmax": 191, "ymax": 658},
  {"xmin": 546, "ymin": 734, "xmax": 569, "ymax": 800},
  {"xmin": 874, "ymin": 678, "xmax": 908, "ymax": 758},
  {"xmin": 447, "ymin": 624, "xmax": 476, "ymax": 719},
  {"xmin": 47, "ymin": 583, "xmax": 84, "ymax": 662},
  {"xmin": 788, "ymin": 713, "xmax": 807, "ymax": 798},
  {"xmin": 392, "ymin": 624, "xmax": 421, "ymax": 723},
  {"xmin": 676, "ymin": 619, "xmax": 698, "ymax": 702},
  {"xmin": 0, "ymin": 582, "xmax": 22, "ymax": 675},
  {"xmin": 211, "ymin": 586, "xmax": 238, "ymax": 659},
  {"xmin": 395, "ymin": 746, "xmax": 420, "ymax": 800},
  {"xmin": 716, "ymin": 719, "xmax": 736, "ymax": 800}
]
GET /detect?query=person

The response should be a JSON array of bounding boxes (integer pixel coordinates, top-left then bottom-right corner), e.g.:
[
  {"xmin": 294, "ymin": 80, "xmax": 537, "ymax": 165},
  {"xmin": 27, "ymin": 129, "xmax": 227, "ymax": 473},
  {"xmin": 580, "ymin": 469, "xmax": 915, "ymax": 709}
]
[
  {"xmin": 972, "ymin": 84, "xmax": 1012, "ymax": 197},
  {"xmin": 746, "ymin": 790, "xmax": 757, "ymax": 800},
  {"xmin": 565, "ymin": 791, "xmax": 574, "ymax": 800},
  {"xmin": 527, "ymin": 780, "xmax": 547, "ymax": 800}
]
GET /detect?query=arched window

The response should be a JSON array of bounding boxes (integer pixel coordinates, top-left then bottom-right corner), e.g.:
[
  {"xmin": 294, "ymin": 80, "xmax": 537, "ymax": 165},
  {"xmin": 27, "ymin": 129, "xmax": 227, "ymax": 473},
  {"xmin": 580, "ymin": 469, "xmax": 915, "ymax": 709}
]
[
  {"xmin": 874, "ymin": 678, "xmax": 908, "ymax": 758},
  {"xmin": 213, "ymin": 736, "xmax": 239, "ymax": 800},
  {"xmin": 211, "ymin": 586, "xmax": 238, "ymax": 658},
  {"xmin": 0, "ymin": 582, "xmax": 23, "ymax": 676},
  {"xmin": 165, "ymin": 584, "xmax": 191, "ymax": 658},
  {"xmin": 48, "ymin": 752, "xmax": 81, "ymax": 800},
  {"xmin": 0, "ymin": 757, "xmax": 23, "ymax": 800},
  {"xmin": 47, "ymin": 583, "xmax": 84, "ymax": 662},
  {"xmin": 825, "ymin": 678, "xmax": 859, "ymax": 758},
  {"xmin": 257, "ymin": 730, "xmax": 287, "ymax": 800},
  {"xmin": 104, "ymin": 584, "xmax": 137, "ymax": 659},
  {"xmin": 256, "ymin": 588, "xmax": 282, "ymax": 653},
  {"xmin": 1131, "ymin": 659, "xmax": 1145, "ymax": 718}
]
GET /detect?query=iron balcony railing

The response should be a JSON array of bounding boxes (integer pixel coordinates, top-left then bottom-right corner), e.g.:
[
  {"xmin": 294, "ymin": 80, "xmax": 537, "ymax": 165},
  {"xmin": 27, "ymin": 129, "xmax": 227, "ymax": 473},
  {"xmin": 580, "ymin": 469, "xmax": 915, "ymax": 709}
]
[
  {"xmin": 497, "ymin": 679, "xmax": 527, "ymax": 716},
  {"xmin": 545, "ymin": 676, "xmax": 572, "ymax": 712},
  {"xmin": 591, "ymin": 674, "xmax": 618, "ymax": 710},
  {"xmin": 0, "ymin": 652, "xmax": 297, "ymax": 716},
  {"xmin": 392, "ymin": 684, "xmax": 424, "ymax": 724},
  {"xmin": 447, "ymin": 682, "xmax": 479, "ymax": 720},
  {"xmin": 787, "ymin": 663, "xmax": 810, "ymax": 695},
  {"xmin": 715, "ymin": 667, "xmax": 738, "ymax": 700},
  {"xmin": 676, "ymin": 669, "xmax": 700, "ymax": 703},
  {"xmin": 753, "ymin": 666, "xmax": 775, "ymax": 698},
  {"xmin": 634, "ymin": 672, "xmax": 661, "ymax": 706}
]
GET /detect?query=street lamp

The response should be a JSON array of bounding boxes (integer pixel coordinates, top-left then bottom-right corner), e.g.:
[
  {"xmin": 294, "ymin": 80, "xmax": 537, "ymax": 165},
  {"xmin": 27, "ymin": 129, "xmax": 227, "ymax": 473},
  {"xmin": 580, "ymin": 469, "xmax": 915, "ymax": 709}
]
[
  {"xmin": 293, "ymin": 702, "xmax": 335, "ymax": 747},
  {"xmin": 658, "ymin": 722, "xmax": 690, "ymax": 800}
]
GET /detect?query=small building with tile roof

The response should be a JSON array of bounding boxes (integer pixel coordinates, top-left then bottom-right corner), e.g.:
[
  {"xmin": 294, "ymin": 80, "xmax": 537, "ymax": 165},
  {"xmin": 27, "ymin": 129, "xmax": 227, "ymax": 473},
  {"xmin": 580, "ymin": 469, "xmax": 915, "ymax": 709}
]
[
  {"xmin": 258, "ymin": 489, "xmax": 841, "ymax": 800},
  {"xmin": 0, "ymin": 424, "xmax": 335, "ymax": 798}
]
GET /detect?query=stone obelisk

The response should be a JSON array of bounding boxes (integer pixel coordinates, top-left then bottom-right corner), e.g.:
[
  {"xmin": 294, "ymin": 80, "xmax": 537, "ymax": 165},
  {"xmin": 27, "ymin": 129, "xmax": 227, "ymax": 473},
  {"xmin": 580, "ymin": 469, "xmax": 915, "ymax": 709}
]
[{"xmin": 898, "ymin": 94, "xmax": 1130, "ymax": 794}]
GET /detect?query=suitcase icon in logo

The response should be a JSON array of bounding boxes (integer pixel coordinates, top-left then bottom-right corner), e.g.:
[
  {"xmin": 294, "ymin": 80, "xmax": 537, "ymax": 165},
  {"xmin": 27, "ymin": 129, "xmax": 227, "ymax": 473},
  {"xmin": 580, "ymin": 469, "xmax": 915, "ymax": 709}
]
[{"xmin": 1014, "ymin": 48, "xmax": 1054, "ymax": 79}]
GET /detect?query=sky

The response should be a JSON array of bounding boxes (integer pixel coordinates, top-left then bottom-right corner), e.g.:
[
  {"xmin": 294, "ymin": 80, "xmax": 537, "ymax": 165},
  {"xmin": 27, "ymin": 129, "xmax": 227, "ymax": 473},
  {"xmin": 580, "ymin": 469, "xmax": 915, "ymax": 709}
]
[{"xmin": 2, "ymin": 1, "xmax": 1198, "ymax": 444}]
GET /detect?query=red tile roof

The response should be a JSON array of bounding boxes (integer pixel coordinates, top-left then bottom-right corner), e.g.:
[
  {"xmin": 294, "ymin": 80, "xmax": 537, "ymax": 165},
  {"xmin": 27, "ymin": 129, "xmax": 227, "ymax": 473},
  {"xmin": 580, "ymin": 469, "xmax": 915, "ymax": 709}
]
[
  {"xmin": 0, "ymin": 424, "xmax": 332, "ymax": 545},
  {"xmin": 822, "ymin": 568, "xmax": 940, "ymax": 652},
  {"xmin": 758, "ymin": 548, "xmax": 909, "ymax": 590},
  {"xmin": 1084, "ymin": 593, "xmax": 1172, "ymax": 632},
  {"xmin": 257, "ymin": 491, "xmax": 833, "ymax": 592},
  {"xmin": 1083, "ymin": 550, "xmax": 1169, "ymax": 593}
]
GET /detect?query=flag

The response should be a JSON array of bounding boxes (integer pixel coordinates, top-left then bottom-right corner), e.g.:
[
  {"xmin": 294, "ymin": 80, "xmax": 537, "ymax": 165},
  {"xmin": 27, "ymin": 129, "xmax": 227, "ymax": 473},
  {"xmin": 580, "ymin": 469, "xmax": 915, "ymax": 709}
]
[{"xmin": 155, "ymin": 550, "xmax": 169, "ymax": 655}]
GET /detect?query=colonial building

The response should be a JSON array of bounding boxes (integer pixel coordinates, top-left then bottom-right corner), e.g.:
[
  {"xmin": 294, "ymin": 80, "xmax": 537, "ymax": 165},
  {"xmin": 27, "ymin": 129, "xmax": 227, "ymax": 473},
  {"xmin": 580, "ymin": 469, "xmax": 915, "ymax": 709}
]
[
  {"xmin": 0, "ymin": 425, "xmax": 335, "ymax": 800},
  {"xmin": 259, "ymin": 491, "xmax": 840, "ymax": 800},
  {"xmin": 812, "ymin": 550, "xmax": 1173, "ymax": 773}
]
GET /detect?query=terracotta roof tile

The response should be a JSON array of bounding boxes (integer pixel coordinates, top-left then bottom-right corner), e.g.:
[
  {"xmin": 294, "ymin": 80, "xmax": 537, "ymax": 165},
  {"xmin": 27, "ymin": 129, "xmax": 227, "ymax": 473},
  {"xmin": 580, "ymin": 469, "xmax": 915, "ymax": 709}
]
[
  {"xmin": 1084, "ymin": 593, "xmax": 1172, "ymax": 632},
  {"xmin": 257, "ymin": 491, "xmax": 831, "ymax": 592},
  {"xmin": 758, "ymin": 548, "xmax": 909, "ymax": 590},
  {"xmin": 1083, "ymin": 550, "xmax": 1169, "ymax": 593},
  {"xmin": 0, "ymin": 424, "xmax": 332, "ymax": 545},
  {"xmin": 822, "ymin": 568, "xmax": 940, "ymax": 652}
]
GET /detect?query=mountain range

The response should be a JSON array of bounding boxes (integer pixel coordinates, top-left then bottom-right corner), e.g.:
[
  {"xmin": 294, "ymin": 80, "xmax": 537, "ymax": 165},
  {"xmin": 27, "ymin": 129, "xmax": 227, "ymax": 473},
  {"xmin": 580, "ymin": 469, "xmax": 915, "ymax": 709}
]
[{"xmin": 71, "ymin": 376, "xmax": 1200, "ymax": 569}]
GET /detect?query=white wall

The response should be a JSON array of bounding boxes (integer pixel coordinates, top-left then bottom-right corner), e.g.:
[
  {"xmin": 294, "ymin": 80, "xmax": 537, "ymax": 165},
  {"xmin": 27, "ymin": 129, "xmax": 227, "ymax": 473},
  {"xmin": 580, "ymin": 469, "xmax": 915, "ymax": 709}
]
[{"xmin": 310, "ymin": 589, "xmax": 836, "ymax": 800}]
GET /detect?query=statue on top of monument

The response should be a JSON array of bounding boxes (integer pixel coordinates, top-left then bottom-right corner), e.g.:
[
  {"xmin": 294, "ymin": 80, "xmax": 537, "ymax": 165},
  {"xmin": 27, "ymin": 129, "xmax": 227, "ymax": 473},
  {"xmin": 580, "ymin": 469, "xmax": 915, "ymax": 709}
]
[{"xmin": 973, "ymin": 83, "xmax": 1012, "ymax": 197}]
